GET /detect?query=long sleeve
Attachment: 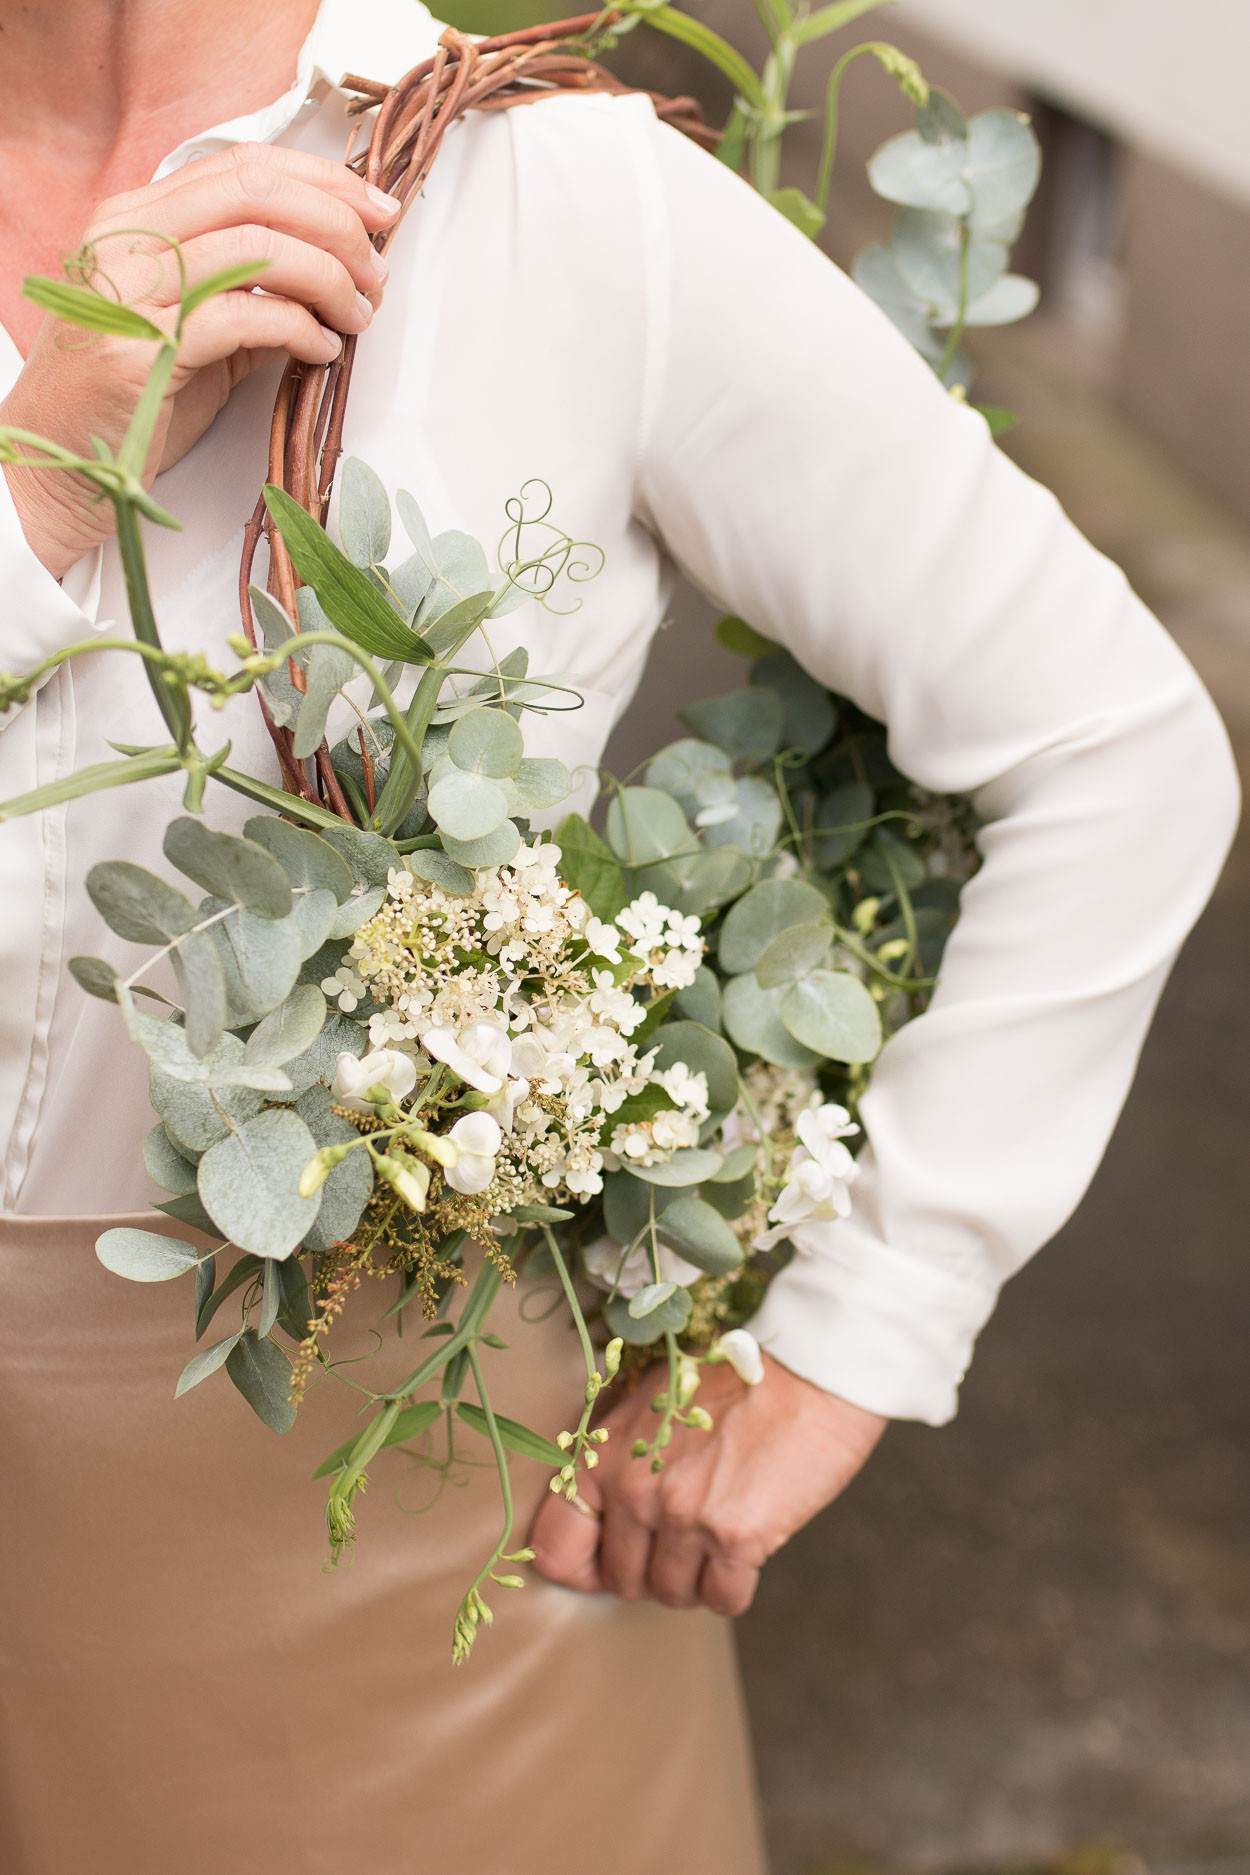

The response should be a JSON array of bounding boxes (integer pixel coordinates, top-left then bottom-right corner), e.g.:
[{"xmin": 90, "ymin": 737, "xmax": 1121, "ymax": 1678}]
[
  {"xmin": 634, "ymin": 119, "xmax": 1240, "ymax": 1424},
  {"xmin": 0, "ymin": 467, "xmax": 101, "ymax": 717}
]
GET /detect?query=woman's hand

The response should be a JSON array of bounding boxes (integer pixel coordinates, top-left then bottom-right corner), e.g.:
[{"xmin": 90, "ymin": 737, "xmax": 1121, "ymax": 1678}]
[
  {"xmin": 0, "ymin": 142, "xmax": 400, "ymax": 579},
  {"xmin": 530, "ymin": 1352, "xmax": 887, "ymax": 1616}
]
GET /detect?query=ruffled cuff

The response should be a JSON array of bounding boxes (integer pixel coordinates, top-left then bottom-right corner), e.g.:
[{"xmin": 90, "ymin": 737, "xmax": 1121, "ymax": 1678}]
[{"xmin": 745, "ymin": 1215, "xmax": 1000, "ymax": 1425}]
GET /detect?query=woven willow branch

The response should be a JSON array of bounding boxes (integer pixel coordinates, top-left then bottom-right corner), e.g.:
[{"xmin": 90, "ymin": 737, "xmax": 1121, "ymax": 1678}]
[{"xmin": 238, "ymin": 15, "xmax": 711, "ymax": 814}]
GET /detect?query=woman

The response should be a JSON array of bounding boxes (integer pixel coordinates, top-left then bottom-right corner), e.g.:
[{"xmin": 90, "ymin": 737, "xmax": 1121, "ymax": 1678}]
[{"xmin": 0, "ymin": 0, "xmax": 1237, "ymax": 1870}]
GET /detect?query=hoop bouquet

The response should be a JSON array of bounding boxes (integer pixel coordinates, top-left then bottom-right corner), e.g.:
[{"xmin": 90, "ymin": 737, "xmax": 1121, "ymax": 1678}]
[{"xmin": 0, "ymin": 5, "xmax": 1038, "ymax": 1659}]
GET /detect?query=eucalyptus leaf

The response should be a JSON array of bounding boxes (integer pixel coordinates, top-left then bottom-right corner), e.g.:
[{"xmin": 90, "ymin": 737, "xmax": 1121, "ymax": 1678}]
[
  {"xmin": 291, "ymin": 641, "xmax": 358, "ymax": 760},
  {"xmin": 751, "ymin": 652, "xmax": 837, "ymax": 756},
  {"xmin": 143, "ymin": 1123, "xmax": 199, "ymax": 1196},
  {"xmin": 644, "ymin": 738, "xmax": 733, "ymax": 820},
  {"xmin": 754, "ymin": 923, "xmax": 834, "ymax": 990},
  {"xmin": 86, "ymin": 861, "xmax": 196, "ymax": 945},
  {"xmin": 154, "ymin": 1191, "xmax": 220, "ymax": 1235},
  {"xmin": 655, "ymin": 1194, "xmax": 744, "ymax": 1276},
  {"xmin": 964, "ymin": 107, "xmax": 1042, "ymax": 230},
  {"xmin": 605, "ymin": 788, "xmax": 695, "ymax": 868},
  {"xmin": 813, "ymin": 781, "xmax": 874, "ymax": 869},
  {"xmin": 150, "ymin": 1035, "xmax": 264, "ymax": 1152},
  {"xmin": 625, "ymin": 1146, "xmax": 724, "ymax": 1188},
  {"xmin": 441, "ymin": 820, "xmax": 520, "ymax": 869},
  {"xmin": 649, "ymin": 1021, "xmax": 739, "ymax": 1114},
  {"xmin": 338, "ymin": 456, "xmax": 391, "ymax": 567},
  {"xmin": 258, "ymin": 1256, "xmax": 282, "ymax": 1338},
  {"xmin": 96, "ymin": 1227, "xmax": 202, "ymax": 1283},
  {"xmin": 604, "ymin": 1283, "xmax": 692, "ymax": 1345},
  {"xmin": 674, "ymin": 964, "xmax": 721, "ymax": 1032},
  {"xmin": 679, "ymin": 687, "xmax": 784, "ymax": 761},
  {"xmin": 698, "ymin": 777, "xmax": 783, "ymax": 861},
  {"xmin": 225, "ymin": 1329, "xmax": 296, "ymax": 1434},
  {"xmin": 327, "ymin": 883, "xmax": 388, "ymax": 935},
  {"xmin": 851, "ymin": 244, "xmax": 944, "ymax": 358},
  {"xmin": 206, "ymin": 904, "xmax": 302, "ymax": 1026},
  {"xmin": 935, "ymin": 272, "xmax": 1039, "ymax": 328},
  {"xmin": 163, "ymin": 819, "xmax": 292, "ymax": 919},
  {"xmin": 893, "ymin": 209, "xmax": 1007, "ymax": 311},
  {"xmin": 427, "ymin": 768, "xmax": 512, "ymax": 842},
  {"xmin": 197, "ymin": 1108, "xmax": 323, "ymax": 1259},
  {"xmin": 294, "ymin": 1083, "xmax": 373, "ymax": 1252},
  {"xmin": 721, "ymin": 974, "xmax": 821, "ymax": 1069},
  {"xmin": 717, "ymin": 877, "xmax": 829, "ymax": 975},
  {"xmin": 290, "ymin": 887, "xmax": 339, "ymax": 959},
  {"xmin": 175, "ymin": 1333, "xmax": 240, "ymax": 1399},
  {"xmin": 868, "ymin": 127, "xmax": 972, "ymax": 214},
  {"xmin": 386, "ymin": 551, "xmax": 433, "ymax": 620},
  {"xmin": 243, "ymin": 984, "xmax": 327, "ymax": 1069},
  {"xmin": 170, "ymin": 928, "xmax": 228, "ymax": 1058},
  {"xmin": 69, "ymin": 955, "xmax": 121, "ymax": 1002},
  {"xmin": 448, "ymin": 707, "xmax": 524, "ymax": 779},
  {"xmin": 317, "ymin": 824, "xmax": 401, "ymax": 887},
  {"xmin": 395, "ymin": 487, "xmax": 434, "ymax": 562},
  {"xmin": 780, "ymin": 969, "xmax": 883, "ymax": 1064},
  {"xmin": 602, "ymin": 1171, "xmax": 677, "ymax": 1246},
  {"xmin": 629, "ymin": 1279, "xmax": 677, "ymax": 1317},
  {"xmin": 405, "ymin": 851, "xmax": 474, "ymax": 897},
  {"xmin": 509, "ymin": 757, "xmax": 571, "ymax": 815}
]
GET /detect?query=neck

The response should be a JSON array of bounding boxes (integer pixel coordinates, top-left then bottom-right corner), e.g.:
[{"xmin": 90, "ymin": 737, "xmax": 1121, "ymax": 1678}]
[{"xmin": 0, "ymin": 0, "xmax": 322, "ymax": 162}]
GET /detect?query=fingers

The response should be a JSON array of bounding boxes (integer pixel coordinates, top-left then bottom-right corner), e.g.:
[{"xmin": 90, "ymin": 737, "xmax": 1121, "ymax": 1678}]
[
  {"xmin": 93, "ymin": 149, "xmax": 395, "ymax": 301},
  {"xmin": 597, "ymin": 1501, "xmax": 654, "ymax": 1601},
  {"xmin": 529, "ymin": 1486, "xmax": 604, "ymax": 1595},
  {"xmin": 699, "ymin": 1554, "xmax": 761, "ymax": 1619},
  {"xmin": 97, "ymin": 140, "xmax": 401, "ymax": 238},
  {"xmin": 170, "ymin": 227, "xmax": 379, "ymax": 335},
  {"xmin": 173, "ymin": 289, "xmax": 344, "ymax": 370},
  {"xmin": 647, "ymin": 1523, "xmax": 708, "ymax": 1609}
]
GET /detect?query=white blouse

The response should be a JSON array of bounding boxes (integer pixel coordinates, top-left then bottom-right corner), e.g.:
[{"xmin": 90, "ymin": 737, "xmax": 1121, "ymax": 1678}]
[{"xmin": 0, "ymin": 0, "xmax": 1238, "ymax": 1425}]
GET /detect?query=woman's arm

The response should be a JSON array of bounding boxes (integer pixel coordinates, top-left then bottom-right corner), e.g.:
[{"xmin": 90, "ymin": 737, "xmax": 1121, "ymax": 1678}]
[
  {"xmin": 631, "ymin": 118, "xmax": 1239, "ymax": 1424},
  {"xmin": 534, "ymin": 104, "xmax": 1238, "ymax": 1612}
]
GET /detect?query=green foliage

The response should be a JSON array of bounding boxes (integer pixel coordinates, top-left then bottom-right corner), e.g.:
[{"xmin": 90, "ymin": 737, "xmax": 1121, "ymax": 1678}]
[
  {"xmin": 197, "ymin": 1108, "xmax": 323, "ymax": 1259},
  {"xmin": 655, "ymin": 1194, "xmax": 744, "ymax": 1275},
  {"xmin": 96, "ymin": 1227, "xmax": 203, "ymax": 1282}
]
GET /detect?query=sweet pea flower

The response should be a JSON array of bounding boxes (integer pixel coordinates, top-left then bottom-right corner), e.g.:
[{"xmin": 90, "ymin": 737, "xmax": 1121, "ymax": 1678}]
[
  {"xmin": 422, "ymin": 1020, "xmax": 512, "ymax": 1094},
  {"xmin": 442, "ymin": 1112, "xmax": 504, "ymax": 1195},
  {"xmin": 754, "ymin": 1101, "xmax": 860, "ymax": 1250},
  {"xmin": 711, "ymin": 1328, "xmax": 765, "ymax": 1386},
  {"xmin": 331, "ymin": 1048, "xmax": 418, "ymax": 1114}
]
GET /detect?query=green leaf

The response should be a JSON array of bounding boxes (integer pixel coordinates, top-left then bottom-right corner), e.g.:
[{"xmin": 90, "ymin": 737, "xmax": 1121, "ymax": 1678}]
[
  {"xmin": 180, "ymin": 260, "xmax": 273, "ymax": 319},
  {"xmin": 21, "ymin": 273, "xmax": 166, "ymax": 341},
  {"xmin": 226, "ymin": 1330, "xmax": 296, "ymax": 1434},
  {"xmin": 714, "ymin": 616, "xmax": 778, "ymax": 659},
  {"xmin": 644, "ymin": 738, "xmax": 733, "ymax": 819},
  {"xmin": 674, "ymin": 964, "xmax": 721, "ymax": 1032},
  {"xmin": 755, "ymin": 923, "xmax": 834, "ymax": 990},
  {"xmin": 69, "ymin": 955, "xmax": 121, "ymax": 1001},
  {"xmin": 154, "ymin": 1191, "xmax": 219, "ymax": 1236},
  {"xmin": 197, "ymin": 1108, "xmax": 323, "ymax": 1259},
  {"xmin": 317, "ymin": 823, "xmax": 401, "ymax": 888},
  {"xmin": 405, "ymin": 850, "xmax": 475, "ymax": 896},
  {"xmin": 718, "ymin": 877, "xmax": 829, "ymax": 975},
  {"xmin": 813, "ymin": 781, "xmax": 874, "ymax": 869},
  {"xmin": 780, "ymin": 969, "xmax": 883, "ymax": 1064},
  {"xmin": 163, "ymin": 818, "xmax": 292, "ymax": 918},
  {"xmin": 792, "ymin": 0, "xmax": 890, "ymax": 43},
  {"xmin": 975, "ymin": 403, "xmax": 1019, "ymax": 437},
  {"xmin": 868, "ymin": 130, "xmax": 972, "ymax": 215},
  {"xmin": 455, "ymin": 1403, "xmax": 566, "ymax": 1469},
  {"xmin": 555, "ymin": 813, "xmax": 625, "ymax": 921},
  {"xmin": 602, "ymin": 1171, "xmax": 677, "ymax": 1246},
  {"xmin": 604, "ymin": 1281, "xmax": 692, "ymax": 1345},
  {"xmin": 277, "ymin": 1256, "xmax": 313, "ymax": 1338},
  {"xmin": 630, "ymin": 1279, "xmax": 676, "ymax": 1317},
  {"xmin": 313, "ymin": 1399, "xmax": 441, "ymax": 1478},
  {"xmin": 916, "ymin": 87, "xmax": 968, "ymax": 145},
  {"xmin": 679, "ymin": 688, "xmax": 784, "ymax": 761},
  {"xmin": 0, "ymin": 749, "xmax": 184, "ymax": 822},
  {"xmin": 327, "ymin": 883, "xmax": 387, "ymax": 935},
  {"xmin": 697, "ymin": 778, "xmax": 782, "ymax": 864},
  {"xmin": 649, "ymin": 1020, "xmax": 739, "ymax": 1114},
  {"xmin": 150, "ymin": 1036, "xmax": 265, "ymax": 1152},
  {"xmin": 395, "ymin": 487, "xmax": 434, "ymax": 562},
  {"xmin": 750, "ymin": 652, "xmax": 836, "ymax": 756},
  {"xmin": 258, "ymin": 1256, "xmax": 282, "ymax": 1337},
  {"xmin": 509, "ymin": 1203, "xmax": 574, "ymax": 1224},
  {"xmin": 626, "ymin": 1146, "xmax": 724, "ymax": 1188},
  {"xmin": 892, "ymin": 209, "xmax": 1007, "ymax": 311},
  {"xmin": 276, "ymin": 1010, "xmax": 366, "ymax": 1102},
  {"xmin": 710, "ymin": 1143, "xmax": 760, "ymax": 1183},
  {"xmin": 448, "ymin": 706, "xmax": 524, "ymax": 779},
  {"xmin": 937, "ymin": 274, "xmax": 1039, "ymax": 329},
  {"xmin": 605, "ymin": 787, "xmax": 695, "ymax": 868},
  {"xmin": 196, "ymin": 1252, "xmax": 261, "ymax": 1340},
  {"xmin": 291, "ymin": 640, "xmax": 357, "ymax": 760},
  {"xmin": 206, "ymin": 904, "xmax": 303, "ymax": 1027},
  {"xmin": 175, "ymin": 1333, "xmax": 240, "ymax": 1398},
  {"xmin": 96, "ymin": 1227, "xmax": 202, "ymax": 1282},
  {"xmin": 263, "ymin": 484, "xmax": 429, "ymax": 662},
  {"xmin": 294, "ymin": 1084, "xmax": 372, "ymax": 1252},
  {"xmin": 243, "ymin": 985, "xmax": 327, "ymax": 1070},
  {"xmin": 655, "ymin": 1194, "xmax": 744, "ymax": 1276},
  {"xmin": 143, "ymin": 1123, "xmax": 198, "ymax": 1195},
  {"xmin": 851, "ymin": 244, "xmax": 944, "ymax": 359},
  {"xmin": 509, "ymin": 757, "xmax": 571, "ymax": 815},
  {"xmin": 635, "ymin": 6, "xmax": 766, "ymax": 109},
  {"xmin": 290, "ymin": 886, "xmax": 339, "ymax": 959},
  {"xmin": 441, "ymin": 820, "xmax": 520, "ymax": 869},
  {"xmin": 721, "ymin": 974, "xmax": 821, "ymax": 1069},
  {"xmin": 86, "ymin": 861, "xmax": 196, "ymax": 945},
  {"xmin": 170, "ymin": 928, "xmax": 228, "ymax": 1058},
  {"xmin": 427, "ymin": 767, "xmax": 512, "ymax": 842},
  {"xmin": 766, "ymin": 187, "xmax": 826, "ymax": 238},
  {"xmin": 338, "ymin": 456, "xmax": 392, "ymax": 567},
  {"xmin": 964, "ymin": 107, "xmax": 1042, "ymax": 230}
]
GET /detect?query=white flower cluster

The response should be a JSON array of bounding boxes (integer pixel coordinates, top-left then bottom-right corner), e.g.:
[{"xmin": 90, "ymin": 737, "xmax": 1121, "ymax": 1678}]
[{"xmin": 322, "ymin": 843, "xmax": 706, "ymax": 1210}]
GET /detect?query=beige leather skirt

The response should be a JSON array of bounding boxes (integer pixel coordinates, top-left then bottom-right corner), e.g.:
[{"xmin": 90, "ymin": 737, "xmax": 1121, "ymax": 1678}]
[{"xmin": 0, "ymin": 1213, "xmax": 767, "ymax": 1875}]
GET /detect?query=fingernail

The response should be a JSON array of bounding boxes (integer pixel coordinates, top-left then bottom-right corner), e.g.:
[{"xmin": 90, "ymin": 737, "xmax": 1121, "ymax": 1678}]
[
  {"xmin": 319, "ymin": 324, "xmax": 343, "ymax": 353},
  {"xmin": 355, "ymin": 291, "xmax": 374, "ymax": 324},
  {"xmin": 369, "ymin": 249, "xmax": 389, "ymax": 284},
  {"xmin": 366, "ymin": 185, "xmax": 402, "ymax": 214}
]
